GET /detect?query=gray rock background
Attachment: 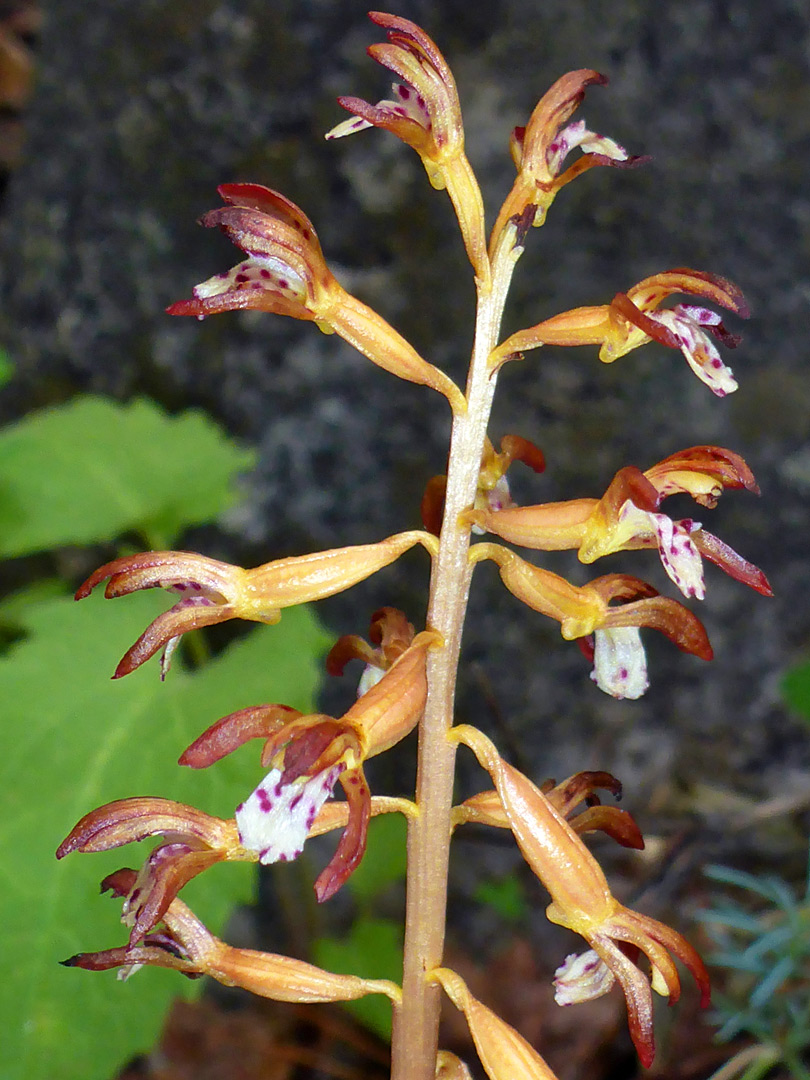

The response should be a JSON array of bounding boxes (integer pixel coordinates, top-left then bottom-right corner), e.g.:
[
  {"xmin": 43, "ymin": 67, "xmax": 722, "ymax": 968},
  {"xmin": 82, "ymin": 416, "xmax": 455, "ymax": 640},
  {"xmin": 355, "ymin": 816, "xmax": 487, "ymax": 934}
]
[{"xmin": 0, "ymin": 0, "xmax": 808, "ymax": 1062}]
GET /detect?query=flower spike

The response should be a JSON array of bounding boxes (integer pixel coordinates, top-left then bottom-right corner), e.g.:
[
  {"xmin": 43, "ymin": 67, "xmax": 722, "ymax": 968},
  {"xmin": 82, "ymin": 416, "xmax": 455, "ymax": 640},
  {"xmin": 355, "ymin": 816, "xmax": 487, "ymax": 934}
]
[
  {"xmin": 491, "ymin": 268, "xmax": 748, "ymax": 395},
  {"xmin": 326, "ymin": 13, "xmax": 489, "ymax": 284},
  {"xmin": 490, "ymin": 69, "xmax": 645, "ymax": 256},
  {"xmin": 75, "ymin": 532, "xmax": 437, "ymax": 678},
  {"xmin": 62, "ymin": 877, "xmax": 401, "ymax": 1005},
  {"xmin": 168, "ymin": 183, "xmax": 465, "ymax": 413},
  {"xmin": 452, "ymin": 726, "xmax": 710, "ymax": 1068}
]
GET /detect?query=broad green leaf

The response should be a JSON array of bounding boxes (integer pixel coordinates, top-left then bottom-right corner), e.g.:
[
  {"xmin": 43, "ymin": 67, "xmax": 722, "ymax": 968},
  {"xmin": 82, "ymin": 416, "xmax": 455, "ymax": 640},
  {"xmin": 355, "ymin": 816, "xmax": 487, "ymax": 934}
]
[
  {"xmin": 782, "ymin": 661, "xmax": 810, "ymax": 722},
  {"xmin": 314, "ymin": 917, "xmax": 402, "ymax": 1040},
  {"xmin": 0, "ymin": 589, "xmax": 330, "ymax": 1080},
  {"xmin": 0, "ymin": 579, "xmax": 70, "ymax": 635},
  {"xmin": 0, "ymin": 396, "xmax": 255, "ymax": 556},
  {"xmin": 347, "ymin": 812, "xmax": 407, "ymax": 906}
]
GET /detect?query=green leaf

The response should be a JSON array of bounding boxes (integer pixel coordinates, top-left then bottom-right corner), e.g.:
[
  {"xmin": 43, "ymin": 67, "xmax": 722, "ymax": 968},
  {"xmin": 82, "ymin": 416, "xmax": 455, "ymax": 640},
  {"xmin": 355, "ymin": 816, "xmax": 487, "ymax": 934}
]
[
  {"xmin": 782, "ymin": 661, "xmax": 810, "ymax": 722},
  {"xmin": 0, "ymin": 590, "xmax": 330, "ymax": 1080},
  {"xmin": 314, "ymin": 917, "xmax": 402, "ymax": 1041},
  {"xmin": 0, "ymin": 579, "xmax": 70, "ymax": 636},
  {"xmin": 347, "ymin": 812, "xmax": 407, "ymax": 906},
  {"xmin": 0, "ymin": 397, "xmax": 255, "ymax": 556},
  {"xmin": 473, "ymin": 872, "xmax": 529, "ymax": 924}
]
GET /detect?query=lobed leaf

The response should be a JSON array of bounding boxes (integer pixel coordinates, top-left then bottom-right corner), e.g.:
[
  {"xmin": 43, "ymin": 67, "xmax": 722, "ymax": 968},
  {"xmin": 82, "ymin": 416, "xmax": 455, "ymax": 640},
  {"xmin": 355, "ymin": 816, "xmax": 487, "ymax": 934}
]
[{"xmin": 0, "ymin": 397, "xmax": 255, "ymax": 556}]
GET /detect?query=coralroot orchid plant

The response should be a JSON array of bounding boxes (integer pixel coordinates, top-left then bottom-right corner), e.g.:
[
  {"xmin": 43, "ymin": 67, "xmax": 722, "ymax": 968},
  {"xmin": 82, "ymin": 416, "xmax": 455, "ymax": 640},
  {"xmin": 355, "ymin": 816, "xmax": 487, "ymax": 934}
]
[{"xmin": 57, "ymin": 13, "xmax": 772, "ymax": 1080}]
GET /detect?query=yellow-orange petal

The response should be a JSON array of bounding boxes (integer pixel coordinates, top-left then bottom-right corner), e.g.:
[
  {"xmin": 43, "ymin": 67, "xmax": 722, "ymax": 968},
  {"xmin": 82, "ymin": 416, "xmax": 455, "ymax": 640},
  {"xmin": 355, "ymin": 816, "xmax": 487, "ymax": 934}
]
[
  {"xmin": 323, "ymin": 286, "xmax": 466, "ymax": 413},
  {"xmin": 342, "ymin": 628, "xmax": 441, "ymax": 754},
  {"xmin": 244, "ymin": 530, "xmax": 438, "ymax": 614},
  {"xmin": 475, "ymin": 498, "xmax": 595, "ymax": 550},
  {"xmin": 472, "ymin": 543, "xmax": 606, "ymax": 638},
  {"xmin": 453, "ymin": 726, "xmax": 615, "ymax": 922},
  {"xmin": 205, "ymin": 939, "xmax": 401, "ymax": 1004},
  {"xmin": 433, "ymin": 967, "xmax": 561, "ymax": 1080}
]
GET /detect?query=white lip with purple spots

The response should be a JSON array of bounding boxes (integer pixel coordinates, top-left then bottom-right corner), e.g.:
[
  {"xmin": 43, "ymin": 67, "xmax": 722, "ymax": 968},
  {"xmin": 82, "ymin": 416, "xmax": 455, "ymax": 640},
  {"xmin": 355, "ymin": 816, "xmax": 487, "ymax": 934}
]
[
  {"xmin": 619, "ymin": 501, "xmax": 705, "ymax": 599},
  {"xmin": 651, "ymin": 307, "xmax": 738, "ymax": 396},
  {"xmin": 325, "ymin": 81, "xmax": 433, "ymax": 142},
  {"xmin": 235, "ymin": 763, "xmax": 345, "ymax": 865},
  {"xmin": 591, "ymin": 626, "xmax": 649, "ymax": 700},
  {"xmin": 193, "ymin": 256, "xmax": 306, "ymax": 303},
  {"xmin": 546, "ymin": 118, "xmax": 630, "ymax": 176}
]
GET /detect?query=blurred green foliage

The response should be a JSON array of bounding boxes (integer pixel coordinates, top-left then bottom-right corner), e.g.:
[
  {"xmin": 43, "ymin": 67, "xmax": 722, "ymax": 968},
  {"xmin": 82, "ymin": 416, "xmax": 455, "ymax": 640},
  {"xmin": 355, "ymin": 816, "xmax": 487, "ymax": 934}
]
[
  {"xmin": 782, "ymin": 662, "xmax": 810, "ymax": 726},
  {"xmin": 474, "ymin": 872, "xmax": 529, "ymax": 925},
  {"xmin": 700, "ymin": 855, "xmax": 810, "ymax": 1080}
]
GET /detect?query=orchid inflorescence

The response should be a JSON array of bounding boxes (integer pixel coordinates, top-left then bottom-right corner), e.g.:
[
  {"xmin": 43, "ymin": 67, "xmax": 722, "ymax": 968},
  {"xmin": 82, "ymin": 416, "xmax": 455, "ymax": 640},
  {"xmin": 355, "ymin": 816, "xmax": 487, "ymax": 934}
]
[{"xmin": 59, "ymin": 13, "xmax": 770, "ymax": 1080}]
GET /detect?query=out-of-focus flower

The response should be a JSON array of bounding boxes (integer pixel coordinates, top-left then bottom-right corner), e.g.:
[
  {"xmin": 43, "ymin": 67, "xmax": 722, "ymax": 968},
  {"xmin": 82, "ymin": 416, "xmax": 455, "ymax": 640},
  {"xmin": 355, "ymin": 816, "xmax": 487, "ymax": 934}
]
[
  {"xmin": 325, "ymin": 604, "xmax": 415, "ymax": 692},
  {"xmin": 432, "ymin": 967, "xmax": 562, "ymax": 1080},
  {"xmin": 167, "ymin": 183, "xmax": 465, "ymax": 412},
  {"xmin": 75, "ymin": 532, "xmax": 437, "ymax": 678},
  {"xmin": 453, "ymin": 726, "xmax": 710, "ymax": 1067},
  {"xmin": 491, "ymin": 69, "xmax": 644, "ymax": 256},
  {"xmin": 453, "ymin": 769, "xmax": 644, "ymax": 851},
  {"xmin": 61, "ymin": 870, "xmax": 401, "ymax": 1004},
  {"xmin": 471, "ymin": 446, "xmax": 771, "ymax": 602},
  {"xmin": 421, "ymin": 434, "xmax": 546, "ymax": 536},
  {"xmin": 471, "ymin": 542, "xmax": 711, "ymax": 698},
  {"xmin": 325, "ymin": 12, "xmax": 488, "ymax": 283},
  {"xmin": 491, "ymin": 268, "xmax": 748, "ymax": 396},
  {"xmin": 57, "ymin": 798, "xmax": 253, "ymax": 945},
  {"xmin": 180, "ymin": 611, "xmax": 440, "ymax": 900}
]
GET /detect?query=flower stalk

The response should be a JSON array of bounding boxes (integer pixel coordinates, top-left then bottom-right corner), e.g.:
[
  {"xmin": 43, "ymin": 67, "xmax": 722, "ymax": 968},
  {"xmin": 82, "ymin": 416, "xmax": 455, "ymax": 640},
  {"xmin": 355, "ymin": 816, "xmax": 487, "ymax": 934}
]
[{"xmin": 393, "ymin": 235, "xmax": 514, "ymax": 1080}]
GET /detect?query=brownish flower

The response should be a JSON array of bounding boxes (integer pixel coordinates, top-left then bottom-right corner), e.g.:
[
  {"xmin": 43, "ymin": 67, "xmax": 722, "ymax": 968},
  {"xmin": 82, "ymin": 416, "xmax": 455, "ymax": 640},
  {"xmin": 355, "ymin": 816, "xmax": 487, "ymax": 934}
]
[
  {"xmin": 167, "ymin": 183, "xmax": 465, "ymax": 412},
  {"xmin": 180, "ymin": 612, "xmax": 440, "ymax": 900},
  {"xmin": 326, "ymin": 13, "xmax": 488, "ymax": 283},
  {"xmin": 472, "ymin": 543, "xmax": 711, "ymax": 698},
  {"xmin": 76, "ymin": 532, "xmax": 437, "ymax": 678},
  {"xmin": 454, "ymin": 770, "xmax": 644, "ymax": 851},
  {"xmin": 421, "ymin": 434, "xmax": 546, "ymax": 536},
  {"xmin": 491, "ymin": 268, "xmax": 748, "ymax": 396},
  {"xmin": 56, "ymin": 798, "xmax": 252, "ymax": 945},
  {"xmin": 470, "ymin": 445, "xmax": 771, "ymax": 600},
  {"xmin": 454, "ymin": 725, "xmax": 710, "ymax": 1068},
  {"xmin": 61, "ymin": 871, "xmax": 401, "ymax": 1005},
  {"xmin": 491, "ymin": 69, "xmax": 645, "ymax": 256}
]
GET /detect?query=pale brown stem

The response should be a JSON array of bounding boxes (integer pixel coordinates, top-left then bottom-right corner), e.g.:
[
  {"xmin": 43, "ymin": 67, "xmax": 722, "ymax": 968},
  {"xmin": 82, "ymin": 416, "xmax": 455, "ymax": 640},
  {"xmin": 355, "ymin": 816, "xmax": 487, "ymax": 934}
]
[{"xmin": 390, "ymin": 250, "xmax": 519, "ymax": 1080}]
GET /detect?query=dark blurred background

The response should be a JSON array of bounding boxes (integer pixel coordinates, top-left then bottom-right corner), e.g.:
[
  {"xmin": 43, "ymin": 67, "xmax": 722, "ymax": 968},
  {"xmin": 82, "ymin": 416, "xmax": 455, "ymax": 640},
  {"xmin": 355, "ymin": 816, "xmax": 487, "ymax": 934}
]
[{"xmin": 0, "ymin": 2, "xmax": 808, "ymax": 1077}]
